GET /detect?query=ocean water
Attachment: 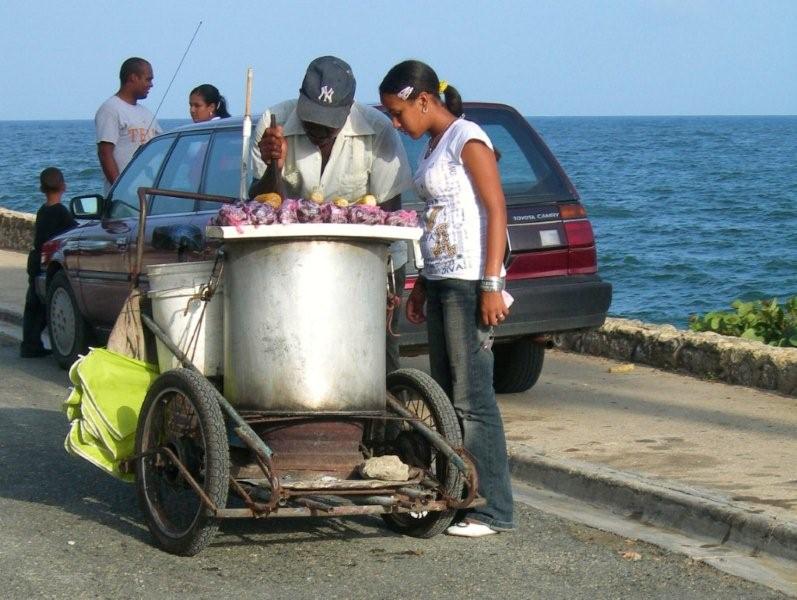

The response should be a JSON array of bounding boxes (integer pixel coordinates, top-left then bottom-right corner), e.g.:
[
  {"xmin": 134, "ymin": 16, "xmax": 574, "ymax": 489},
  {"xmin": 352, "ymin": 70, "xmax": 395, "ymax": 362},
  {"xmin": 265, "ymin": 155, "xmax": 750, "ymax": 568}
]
[{"xmin": 0, "ymin": 116, "xmax": 794, "ymax": 327}]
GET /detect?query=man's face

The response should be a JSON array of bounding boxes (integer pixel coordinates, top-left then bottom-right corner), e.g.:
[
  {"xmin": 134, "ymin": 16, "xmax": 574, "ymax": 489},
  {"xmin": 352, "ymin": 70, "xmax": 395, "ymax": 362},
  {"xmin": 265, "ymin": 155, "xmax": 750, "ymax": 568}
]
[
  {"xmin": 131, "ymin": 64, "xmax": 154, "ymax": 100},
  {"xmin": 301, "ymin": 120, "xmax": 340, "ymax": 148}
]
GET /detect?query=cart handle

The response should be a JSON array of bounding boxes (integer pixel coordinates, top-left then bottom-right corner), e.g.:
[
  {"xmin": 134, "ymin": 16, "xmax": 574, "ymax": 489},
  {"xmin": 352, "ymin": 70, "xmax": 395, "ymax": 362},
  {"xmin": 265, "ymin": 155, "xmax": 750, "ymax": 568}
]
[{"xmin": 133, "ymin": 186, "xmax": 237, "ymax": 285}]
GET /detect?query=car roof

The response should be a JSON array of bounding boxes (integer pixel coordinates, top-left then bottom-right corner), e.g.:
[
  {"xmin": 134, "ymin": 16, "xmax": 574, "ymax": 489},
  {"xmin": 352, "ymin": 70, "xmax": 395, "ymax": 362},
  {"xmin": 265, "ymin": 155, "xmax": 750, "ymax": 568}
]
[
  {"xmin": 161, "ymin": 102, "xmax": 577, "ymax": 202},
  {"xmin": 166, "ymin": 102, "xmax": 523, "ymax": 135}
]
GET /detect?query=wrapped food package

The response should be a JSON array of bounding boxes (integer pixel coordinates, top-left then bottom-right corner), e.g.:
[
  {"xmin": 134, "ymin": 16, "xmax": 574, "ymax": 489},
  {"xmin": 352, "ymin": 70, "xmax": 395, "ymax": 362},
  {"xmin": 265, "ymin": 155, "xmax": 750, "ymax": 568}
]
[
  {"xmin": 211, "ymin": 199, "xmax": 417, "ymax": 228},
  {"xmin": 297, "ymin": 199, "xmax": 325, "ymax": 223},
  {"xmin": 214, "ymin": 203, "xmax": 250, "ymax": 232},
  {"xmin": 249, "ymin": 202, "xmax": 277, "ymax": 225},
  {"xmin": 278, "ymin": 199, "xmax": 300, "ymax": 224},
  {"xmin": 384, "ymin": 209, "xmax": 419, "ymax": 227},
  {"xmin": 348, "ymin": 204, "xmax": 386, "ymax": 225},
  {"xmin": 320, "ymin": 202, "xmax": 349, "ymax": 224}
]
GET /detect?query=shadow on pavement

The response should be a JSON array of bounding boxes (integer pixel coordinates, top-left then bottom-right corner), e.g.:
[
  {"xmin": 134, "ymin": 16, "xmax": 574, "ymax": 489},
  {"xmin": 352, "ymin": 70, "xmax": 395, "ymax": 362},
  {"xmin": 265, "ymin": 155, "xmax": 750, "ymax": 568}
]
[
  {"xmin": 0, "ymin": 405, "xmax": 399, "ymax": 551},
  {"xmin": 0, "ymin": 406, "xmax": 149, "ymax": 542},
  {"xmin": 0, "ymin": 335, "xmax": 69, "ymax": 387}
]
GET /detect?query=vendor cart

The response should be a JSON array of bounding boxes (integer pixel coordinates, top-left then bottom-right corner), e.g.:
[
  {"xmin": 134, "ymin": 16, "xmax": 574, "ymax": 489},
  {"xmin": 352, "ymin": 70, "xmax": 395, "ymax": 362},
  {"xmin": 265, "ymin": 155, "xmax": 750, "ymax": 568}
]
[{"xmin": 118, "ymin": 200, "xmax": 483, "ymax": 556}]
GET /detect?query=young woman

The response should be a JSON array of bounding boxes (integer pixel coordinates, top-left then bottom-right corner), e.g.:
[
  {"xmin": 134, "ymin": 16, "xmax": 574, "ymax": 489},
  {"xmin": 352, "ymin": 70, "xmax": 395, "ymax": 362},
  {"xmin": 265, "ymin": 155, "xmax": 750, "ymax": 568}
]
[
  {"xmin": 379, "ymin": 60, "xmax": 514, "ymax": 537},
  {"xmin": 188, "ymin": 84, "xmax": 231, "ymax": 122}
]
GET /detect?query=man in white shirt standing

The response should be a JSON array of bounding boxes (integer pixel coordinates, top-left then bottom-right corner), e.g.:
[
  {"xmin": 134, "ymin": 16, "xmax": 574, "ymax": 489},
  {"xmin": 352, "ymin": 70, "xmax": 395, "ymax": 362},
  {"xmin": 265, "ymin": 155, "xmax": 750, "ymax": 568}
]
[
  {"xmin": 250, "ymin": 55, "xmax": 412, "ymax": 373},
  {"xmin": 95, "ymin": 57, "xmax": 162, "ymax": 193}
]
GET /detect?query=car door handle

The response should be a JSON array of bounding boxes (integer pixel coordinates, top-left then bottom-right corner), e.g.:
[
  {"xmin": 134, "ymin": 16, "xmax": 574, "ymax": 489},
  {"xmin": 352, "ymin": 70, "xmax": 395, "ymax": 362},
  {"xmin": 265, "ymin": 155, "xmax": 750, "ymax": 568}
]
[{"xmin": 115, "ymin": 237, "xmax": 128, "ymax": 249}]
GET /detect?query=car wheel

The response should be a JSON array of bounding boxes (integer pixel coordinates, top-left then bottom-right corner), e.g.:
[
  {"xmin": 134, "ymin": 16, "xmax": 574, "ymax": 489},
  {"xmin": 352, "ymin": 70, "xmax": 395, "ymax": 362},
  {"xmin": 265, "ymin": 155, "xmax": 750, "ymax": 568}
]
[
  {"xmin": 46, "ymin": 270, "xmax": 89, "ymax": 369},
  {"xmin": 493, "ymin": 338, "xmax": 545, "ymax": 394}
]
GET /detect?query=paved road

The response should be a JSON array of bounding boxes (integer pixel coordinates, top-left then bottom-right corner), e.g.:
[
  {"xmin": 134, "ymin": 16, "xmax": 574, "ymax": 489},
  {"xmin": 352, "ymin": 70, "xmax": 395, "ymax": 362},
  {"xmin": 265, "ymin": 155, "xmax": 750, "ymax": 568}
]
[{"xmin": 0, "ymin": 336, "xmax": 786, "ymax": 599}]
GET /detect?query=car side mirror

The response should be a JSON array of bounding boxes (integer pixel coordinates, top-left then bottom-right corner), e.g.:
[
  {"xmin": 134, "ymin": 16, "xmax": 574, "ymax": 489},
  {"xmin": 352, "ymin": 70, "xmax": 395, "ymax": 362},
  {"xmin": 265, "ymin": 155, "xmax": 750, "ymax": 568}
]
[{"xmin": 70, "ymin": 194, "xmax": 103, "ymax": 219}]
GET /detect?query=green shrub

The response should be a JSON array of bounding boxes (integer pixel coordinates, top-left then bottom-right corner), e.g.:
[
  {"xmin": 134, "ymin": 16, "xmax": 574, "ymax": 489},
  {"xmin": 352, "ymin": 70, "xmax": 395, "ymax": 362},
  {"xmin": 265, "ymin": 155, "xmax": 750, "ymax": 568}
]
[{"xmin": 688, "ymin": 297, "xmax": 797, "ymax": 347}]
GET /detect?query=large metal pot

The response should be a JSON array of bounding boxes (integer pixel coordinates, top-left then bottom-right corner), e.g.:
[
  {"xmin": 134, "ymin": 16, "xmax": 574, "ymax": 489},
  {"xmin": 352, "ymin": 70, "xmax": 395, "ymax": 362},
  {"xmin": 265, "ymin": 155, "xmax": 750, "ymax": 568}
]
[{"xmin": 223, "ymin": 238, "xmax": 387, "ymax": 413}]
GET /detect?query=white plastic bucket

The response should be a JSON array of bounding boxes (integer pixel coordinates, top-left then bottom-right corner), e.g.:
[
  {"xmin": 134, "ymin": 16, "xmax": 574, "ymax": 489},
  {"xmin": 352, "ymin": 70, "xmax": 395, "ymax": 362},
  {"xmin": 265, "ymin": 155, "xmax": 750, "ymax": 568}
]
[{"xmin": 147, "ymin": 261, "xmax": 223, "ymax": 376}]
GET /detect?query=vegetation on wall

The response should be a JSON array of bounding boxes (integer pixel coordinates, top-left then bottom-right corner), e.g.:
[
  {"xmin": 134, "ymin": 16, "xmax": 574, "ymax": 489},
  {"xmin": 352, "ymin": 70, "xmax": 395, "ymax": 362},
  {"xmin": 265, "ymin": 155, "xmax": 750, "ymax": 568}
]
[{"xmin": 689, "ymin": 297, "xmax": 797, "ymax": 348}]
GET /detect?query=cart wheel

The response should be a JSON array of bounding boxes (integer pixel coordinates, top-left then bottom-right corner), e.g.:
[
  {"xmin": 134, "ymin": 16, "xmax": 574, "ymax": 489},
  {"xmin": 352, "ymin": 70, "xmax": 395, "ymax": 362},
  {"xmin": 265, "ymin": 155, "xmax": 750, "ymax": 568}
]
[
  {"xmin": 135, "ymin": 368, "xmax": 229, "ymax": 556},
  {"xmin": 381, "ymin": 368, "xmax": 463, "ymax": 538}
]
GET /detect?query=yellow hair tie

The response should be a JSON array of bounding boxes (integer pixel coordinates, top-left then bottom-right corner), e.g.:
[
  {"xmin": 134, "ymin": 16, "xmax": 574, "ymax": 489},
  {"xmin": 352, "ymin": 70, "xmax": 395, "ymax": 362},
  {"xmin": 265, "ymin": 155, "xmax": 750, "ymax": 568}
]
[{"xmin": 438, "ymin": 80, "xmax": 448, "ymax": 94}]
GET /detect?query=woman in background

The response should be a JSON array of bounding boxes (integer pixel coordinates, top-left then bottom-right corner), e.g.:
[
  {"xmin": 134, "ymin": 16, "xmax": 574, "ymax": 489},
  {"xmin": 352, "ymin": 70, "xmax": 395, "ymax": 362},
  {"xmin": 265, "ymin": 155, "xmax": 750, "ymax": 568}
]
[
  {"xmin": 379, "ymin": 60, "xmax": 514, "ymax": 537},
  {"xmin": 189, "ymin": 84, "xmax": 231, "ymax": 122}
]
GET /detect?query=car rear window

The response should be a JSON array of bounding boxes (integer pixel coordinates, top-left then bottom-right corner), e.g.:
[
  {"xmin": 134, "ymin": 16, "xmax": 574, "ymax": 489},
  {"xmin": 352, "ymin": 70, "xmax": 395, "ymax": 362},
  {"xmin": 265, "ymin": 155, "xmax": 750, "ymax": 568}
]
[{"xmin": 398, "ymin": 106, "xmax": 571, "ymax": 210}]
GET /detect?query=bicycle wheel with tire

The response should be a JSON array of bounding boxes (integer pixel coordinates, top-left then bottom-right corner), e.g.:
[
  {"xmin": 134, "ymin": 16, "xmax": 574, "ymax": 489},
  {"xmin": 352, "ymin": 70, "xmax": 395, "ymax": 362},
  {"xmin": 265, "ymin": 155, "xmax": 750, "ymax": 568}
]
[
  {"xmin": 381, "ymin": 368, "xmax": 463, "ymax": 538},
  {"xmin": 135, "ymin": 368, "xmax": 229, "ymax": 556}
]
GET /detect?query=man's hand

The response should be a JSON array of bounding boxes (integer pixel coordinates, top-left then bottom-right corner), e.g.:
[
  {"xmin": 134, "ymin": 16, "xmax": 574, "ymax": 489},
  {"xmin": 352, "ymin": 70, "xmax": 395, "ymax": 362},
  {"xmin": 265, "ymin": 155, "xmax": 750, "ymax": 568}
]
[
  {"xmin": 405, "ymin": 279, "xmax": 427, "ymax": 324},
  {"xmin": 97, "ymin": 142, "xmax": 119, "ymax": 185},
  {"xmin": 257, "ymin": 124, "xmax": 287, "ymax": 169}
]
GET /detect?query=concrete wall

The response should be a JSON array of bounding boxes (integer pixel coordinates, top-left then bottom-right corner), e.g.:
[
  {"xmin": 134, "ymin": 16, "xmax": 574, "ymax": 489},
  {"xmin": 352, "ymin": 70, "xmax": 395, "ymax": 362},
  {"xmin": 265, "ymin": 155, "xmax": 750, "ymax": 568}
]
[
  {"xmin": 0, "ymin": 207, "xmax": 35, "ymax": 252},
  {"xmin": 1, "ymin": 206, "xmax": 795, "ymax": 395},
  {"xmin": 557, "ymin": 318, "xmax": 797, "ymax": 396}
]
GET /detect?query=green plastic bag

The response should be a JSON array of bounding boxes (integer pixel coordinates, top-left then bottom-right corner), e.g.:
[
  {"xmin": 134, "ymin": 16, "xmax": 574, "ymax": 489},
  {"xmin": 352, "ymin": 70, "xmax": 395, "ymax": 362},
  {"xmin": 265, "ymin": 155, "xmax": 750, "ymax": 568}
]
[{"xmin": 63, "ymin": 348, "xmax": 158, "ymax": 481}]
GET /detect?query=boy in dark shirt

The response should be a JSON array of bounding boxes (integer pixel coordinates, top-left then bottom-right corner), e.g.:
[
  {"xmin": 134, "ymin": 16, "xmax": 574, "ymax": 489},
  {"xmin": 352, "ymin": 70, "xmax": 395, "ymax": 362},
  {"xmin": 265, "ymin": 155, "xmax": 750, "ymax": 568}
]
[{"xmin": 20, "ymin": 167, "xmax": 76, "ymax": 358}]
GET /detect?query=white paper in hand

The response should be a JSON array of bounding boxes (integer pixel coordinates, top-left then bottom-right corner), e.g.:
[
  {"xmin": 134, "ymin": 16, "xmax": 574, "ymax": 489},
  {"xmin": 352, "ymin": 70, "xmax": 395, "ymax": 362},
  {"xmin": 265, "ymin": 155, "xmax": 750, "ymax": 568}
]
[{"xmin": 502, "ymin": 290, "xmax": 514, "ymax": 309}]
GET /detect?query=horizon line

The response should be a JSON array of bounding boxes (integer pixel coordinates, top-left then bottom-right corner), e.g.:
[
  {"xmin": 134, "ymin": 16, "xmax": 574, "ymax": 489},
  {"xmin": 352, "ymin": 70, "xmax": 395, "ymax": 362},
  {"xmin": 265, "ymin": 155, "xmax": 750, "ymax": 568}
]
[{"xmin": 1, "ymin": 113, "xmax": 796, "ymax": 123}]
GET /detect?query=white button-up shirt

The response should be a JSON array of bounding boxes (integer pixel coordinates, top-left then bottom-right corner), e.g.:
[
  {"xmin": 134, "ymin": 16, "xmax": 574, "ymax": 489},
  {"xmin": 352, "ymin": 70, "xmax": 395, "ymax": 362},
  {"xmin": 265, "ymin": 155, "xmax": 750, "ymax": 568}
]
[
  {"xmin": 250, "ymin": 99, "xmax": 412, "ymax": 266},
  {"xmin": 251, "ymin": 99, "xmax": 411, "ymax": 203}
]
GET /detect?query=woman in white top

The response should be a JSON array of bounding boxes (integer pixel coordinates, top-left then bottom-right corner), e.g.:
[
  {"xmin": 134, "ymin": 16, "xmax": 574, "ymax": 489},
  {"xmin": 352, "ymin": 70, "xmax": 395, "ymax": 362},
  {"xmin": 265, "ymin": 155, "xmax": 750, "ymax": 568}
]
[{"xmin": 380, "ymin": 60, "xmax": 514, "ymax": 537}]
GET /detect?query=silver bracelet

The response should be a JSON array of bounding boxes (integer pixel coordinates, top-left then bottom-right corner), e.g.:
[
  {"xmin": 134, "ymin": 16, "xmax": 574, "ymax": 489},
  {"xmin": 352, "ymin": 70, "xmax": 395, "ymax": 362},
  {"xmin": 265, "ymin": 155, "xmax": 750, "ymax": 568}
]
[{"xmin": 479, "ymin": 276, "xmax": 505, "ymax": 292}]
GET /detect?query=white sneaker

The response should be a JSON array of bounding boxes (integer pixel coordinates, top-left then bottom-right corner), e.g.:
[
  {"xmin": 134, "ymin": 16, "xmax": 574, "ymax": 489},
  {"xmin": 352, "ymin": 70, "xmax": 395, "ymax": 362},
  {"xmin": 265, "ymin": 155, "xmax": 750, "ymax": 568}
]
[{"xmin": 445, "ymin": 521, "xmax": 497, "ymax": 537}]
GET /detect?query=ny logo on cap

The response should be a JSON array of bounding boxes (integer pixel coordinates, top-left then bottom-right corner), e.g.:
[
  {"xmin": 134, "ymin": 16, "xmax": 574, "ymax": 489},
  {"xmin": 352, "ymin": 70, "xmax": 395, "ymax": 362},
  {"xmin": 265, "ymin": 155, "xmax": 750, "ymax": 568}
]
[{"xmin": 318, "ymin": 86, "xmax": 335, "ymax": 104}]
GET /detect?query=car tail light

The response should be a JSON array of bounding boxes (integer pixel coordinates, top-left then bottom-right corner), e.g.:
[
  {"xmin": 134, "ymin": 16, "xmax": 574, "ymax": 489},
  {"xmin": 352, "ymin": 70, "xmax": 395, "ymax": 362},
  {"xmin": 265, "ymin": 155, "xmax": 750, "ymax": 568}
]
[
  {"xmin": 40, "ymin": 239, "xmax": 61, "ymax": 267},
  {"xmin": 562, "ymin": 202, "xmax": 598, "ymax": 274},
  {"xmin": 559, "ymin": 203, "xmax": 587, "ymax": 220}
]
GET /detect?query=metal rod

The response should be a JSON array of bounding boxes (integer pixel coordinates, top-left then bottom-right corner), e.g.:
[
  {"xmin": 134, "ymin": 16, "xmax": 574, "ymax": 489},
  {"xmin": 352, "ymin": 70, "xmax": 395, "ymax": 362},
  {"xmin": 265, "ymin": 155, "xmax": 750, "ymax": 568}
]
[
  {"xmin": 146, "ymin": 21, "xmax": 203, "ymax": 137},
  {"xmin": 130, "ymin": 446, "xmax": 219, "ymax": 513},
  {"xmin": 216, "ymin": 500, "xmax": 450, "ymax": 519},
  {"xmin": 354, "ymin": 495, "xmax": 396, "ymax": 507},
  {"xmin": 134, "ymin": 187, "xmax": 236, "ymax": 284},
  {"xmin": 295, "ymin": 498, "xmax": 334, "ymax": 513},
  {"xmin": 140, "ymin": 313, "xmax": 275, "ymax": 464},
  {"xmin": 385, "ymin": 395, "xmax": 468, "ymax": 474},
  {"xmin": 239, "ymin": 67, "xmax": 253, "ymax": 200},
  {"xmin": 397, "ymin": 486, "xmax": 433, "ymax": 500}
]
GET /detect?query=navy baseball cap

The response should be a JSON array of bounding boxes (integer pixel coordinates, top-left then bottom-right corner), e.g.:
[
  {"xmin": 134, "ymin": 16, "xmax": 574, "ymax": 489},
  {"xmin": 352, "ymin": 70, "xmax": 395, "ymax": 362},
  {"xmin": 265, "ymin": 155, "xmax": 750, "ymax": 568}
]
[{"xmin": 296, "ymin": 56, "xmax": 356, "ymax": 129}]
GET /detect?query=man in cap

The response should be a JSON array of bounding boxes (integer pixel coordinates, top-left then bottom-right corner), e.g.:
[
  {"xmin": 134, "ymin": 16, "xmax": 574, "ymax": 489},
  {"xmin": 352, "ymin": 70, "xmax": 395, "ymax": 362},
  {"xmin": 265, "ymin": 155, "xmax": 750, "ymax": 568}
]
[{"xmin": 250, "ymin": 55, "xmax": 412, "ymax": 373}]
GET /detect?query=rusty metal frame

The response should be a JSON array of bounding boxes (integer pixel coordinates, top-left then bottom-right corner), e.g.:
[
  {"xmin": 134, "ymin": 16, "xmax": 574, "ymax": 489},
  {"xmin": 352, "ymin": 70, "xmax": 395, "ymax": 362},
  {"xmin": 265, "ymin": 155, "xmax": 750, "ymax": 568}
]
[{"xmin": 123, "ymin": 439, "xmax": 485, "ymax": 521}]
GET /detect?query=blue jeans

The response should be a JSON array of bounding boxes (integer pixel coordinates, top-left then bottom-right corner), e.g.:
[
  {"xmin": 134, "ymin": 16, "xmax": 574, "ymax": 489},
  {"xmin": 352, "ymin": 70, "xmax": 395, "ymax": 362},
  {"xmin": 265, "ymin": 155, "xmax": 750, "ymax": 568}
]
[{"xmin": 425, "ymin": 277, "xmax": 515, "ymax": 530}]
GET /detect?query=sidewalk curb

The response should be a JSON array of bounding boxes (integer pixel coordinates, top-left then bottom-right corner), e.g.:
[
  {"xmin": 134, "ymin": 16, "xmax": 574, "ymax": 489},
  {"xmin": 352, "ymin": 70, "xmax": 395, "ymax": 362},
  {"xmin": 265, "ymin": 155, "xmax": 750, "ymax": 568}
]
[{"xmin": 508, "ymin": 445, "xmax": 797, "ymax": 562}]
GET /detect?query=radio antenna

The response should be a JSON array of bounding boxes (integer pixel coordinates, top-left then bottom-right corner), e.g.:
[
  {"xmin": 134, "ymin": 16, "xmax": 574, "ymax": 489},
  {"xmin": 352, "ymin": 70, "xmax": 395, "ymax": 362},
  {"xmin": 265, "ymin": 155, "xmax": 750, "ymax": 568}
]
[{"xmin": 146, "ymin": 20, "xmax": 203, "ymax": 134}]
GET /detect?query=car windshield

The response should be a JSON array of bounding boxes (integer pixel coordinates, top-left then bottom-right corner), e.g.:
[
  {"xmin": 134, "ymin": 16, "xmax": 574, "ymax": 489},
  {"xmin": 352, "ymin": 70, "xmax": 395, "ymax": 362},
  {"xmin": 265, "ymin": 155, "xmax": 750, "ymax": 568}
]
[
  {"xmin": 398, "ymin": 106, "xmax": 572, "ymax": 209},
  {"xmin": 108, "ymin": 135, "xmax": 174, "ymax": 218}
]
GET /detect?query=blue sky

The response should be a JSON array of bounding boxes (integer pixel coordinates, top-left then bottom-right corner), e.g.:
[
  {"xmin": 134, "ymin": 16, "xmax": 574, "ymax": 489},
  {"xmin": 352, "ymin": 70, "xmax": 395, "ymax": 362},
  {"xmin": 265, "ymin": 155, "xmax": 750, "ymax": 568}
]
[{"xmin": 2, "ymin": 0, "xmax": 795, "ymax": 119}]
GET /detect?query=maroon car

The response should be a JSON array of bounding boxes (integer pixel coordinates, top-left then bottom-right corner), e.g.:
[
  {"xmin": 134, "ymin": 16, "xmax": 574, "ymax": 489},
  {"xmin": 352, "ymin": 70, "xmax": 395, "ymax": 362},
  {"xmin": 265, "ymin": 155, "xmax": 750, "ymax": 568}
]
[{"xmin": 38, "ymin": 103, "xmax": 611, "ymax": 392}]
